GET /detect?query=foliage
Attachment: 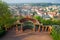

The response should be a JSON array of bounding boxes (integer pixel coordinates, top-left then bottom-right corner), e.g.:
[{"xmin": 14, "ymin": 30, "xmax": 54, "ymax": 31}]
[
  {"xmin": 34, "ymin": 15, "xmax": 60, "ymax": 25},
  {"xmin": 0, "ymin": 26, "xmax": 6, "ymax": 37},
  {"xmin": 33, "ymin": 15, "xmax": 43, "ymax": 22},
  {"xmin": 0, "ymin": 29, "xmax": 6, "ymax": 37},
  {"xmin": 23, "ymin": 21, "xmax": 34, "ymax": 31},
  {"xmin": 0, "ymin": 1, "xmax": 16, "ymax": 28},
  {"xmin": 51, "ymin": 26, "xmax": 60, "ymax": 40},
  {"xmin": 32, "ymin": 11, "xmax": 37, "ymax": 16}
]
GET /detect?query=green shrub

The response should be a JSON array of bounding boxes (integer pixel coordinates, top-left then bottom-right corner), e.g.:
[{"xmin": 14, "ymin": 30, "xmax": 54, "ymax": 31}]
[
  {"xmin": 0, "ymin": 26, "xmax": 6, "ymax": 37},
  {"xmin": 23, "ymin": 25, "xmax": 34, "ymax": 31},
  {"xmin": 51, "ymin": 27, "xmax": 60, "ymax": 40},
  {"xmin": 0, "ymin": 29, "xmax": 6, "ymax": 37},
  {"xmin": 23, "ymin": 21, "xmax": 34, "ymax": 31},
  {"xmin": 34, "ymin": 15, "xmax": 60, "ymax": 25}
]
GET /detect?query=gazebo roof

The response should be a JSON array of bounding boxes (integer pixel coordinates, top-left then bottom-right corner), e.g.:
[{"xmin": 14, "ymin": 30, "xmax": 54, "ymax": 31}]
[{"xmin": 20, "ymin": 17, "xmax": 40, "ymax": 25}]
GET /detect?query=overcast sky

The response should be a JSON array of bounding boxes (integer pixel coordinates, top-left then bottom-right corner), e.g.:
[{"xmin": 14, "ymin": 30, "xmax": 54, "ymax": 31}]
[{"xmin": 2, "ymin": 0, "xmax": 60, "ymax": 3}]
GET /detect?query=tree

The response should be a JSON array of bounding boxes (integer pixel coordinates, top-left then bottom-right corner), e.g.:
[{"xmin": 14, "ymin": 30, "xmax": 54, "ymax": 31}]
[
  {"xmin": 0, "ymin": 1, "xmax": 16, "ymax": 30},
  {"xmin": 34, "ymin": 15, "xmax": 43, "ymax": 23},
  {"xmin": 32, "ymin": 11, "xmax": 37, "ymax": 16}
]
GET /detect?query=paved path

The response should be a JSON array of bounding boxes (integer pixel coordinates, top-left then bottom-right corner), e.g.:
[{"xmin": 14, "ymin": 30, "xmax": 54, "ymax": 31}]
[{"xmin": 0, "ymin": 29, "xmax": 53, "ymax": 40}]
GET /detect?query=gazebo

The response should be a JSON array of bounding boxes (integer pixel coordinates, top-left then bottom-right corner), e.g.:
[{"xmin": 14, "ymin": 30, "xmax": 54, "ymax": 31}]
[{"xmin": 15, "ymin": 16, "xmax": 40, "ymax": 32}]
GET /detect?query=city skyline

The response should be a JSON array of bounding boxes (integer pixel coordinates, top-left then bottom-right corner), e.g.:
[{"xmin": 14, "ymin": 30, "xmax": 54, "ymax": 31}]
[{"xmin": 2, "ymin": 0, "xmax": 60, "ymax": 3}]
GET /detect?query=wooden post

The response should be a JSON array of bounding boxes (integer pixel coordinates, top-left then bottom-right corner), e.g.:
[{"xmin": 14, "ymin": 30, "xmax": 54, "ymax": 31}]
[
  {"xmin": 38, "ymin": 25, "xmax": 40, "ymax": 32},
  {"xmin": 20, "ymin": 24, "xmax": 23, "ymax": 32},
  {"xmin": 48, "ymin": 26, "xmax": 52, "ymax": 34},
  {"xmin": 33, "ymin": 24, "xmax": 35, "ymax": 32},
  {"xmin": 5, "ymin": 28, "xmax": 7, "ymax": 31},
  {"xmin": 45, "ymin": 26, "xmax": 47, "ymax": 32},
  {"xmin": 16, "ymin": 25, "xmax": 18, "ymax": 32},
  {"xmin": 5, "ymin": 25, "xmax": 7, "ymax": 31},
  {"xmin": 42, "ymin": 25, "xmax": 44, "ymax": 32}
]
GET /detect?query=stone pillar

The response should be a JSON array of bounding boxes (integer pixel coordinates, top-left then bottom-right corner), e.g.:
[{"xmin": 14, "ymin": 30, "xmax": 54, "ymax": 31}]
[
  {"xmin": 38, "ymin": 25, "xmax": 40, "ymax": 32},
  {"xmin": 20, "ymin": 24, "xmax": 23, "ymax": 32},
  {"xmin": 33, "ymin": 24, "xmax": 35, "ymax": 32}
]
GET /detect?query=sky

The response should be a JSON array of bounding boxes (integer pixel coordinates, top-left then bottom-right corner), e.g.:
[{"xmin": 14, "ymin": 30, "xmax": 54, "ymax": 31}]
[{"xmin": 2, "ymin": 0, "xmax": 60, "ymax": 3}]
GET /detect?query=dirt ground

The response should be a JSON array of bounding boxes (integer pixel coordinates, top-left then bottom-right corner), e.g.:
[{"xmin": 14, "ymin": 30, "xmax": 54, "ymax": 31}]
[{"xmin": 0, "ymin": 29, "xmax": 53, "ymax": 40}]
